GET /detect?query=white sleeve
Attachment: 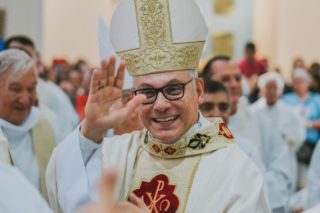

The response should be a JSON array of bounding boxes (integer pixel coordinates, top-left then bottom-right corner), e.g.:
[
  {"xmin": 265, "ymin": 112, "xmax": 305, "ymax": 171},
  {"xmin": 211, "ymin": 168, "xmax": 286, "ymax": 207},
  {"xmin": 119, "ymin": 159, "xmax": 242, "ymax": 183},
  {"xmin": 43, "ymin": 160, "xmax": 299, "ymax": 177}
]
[
  {"xmin": 1, "ymin": 163, "xmax": 53, "ymax": 213},
  {"xmin": 307, "ymin": 142, "xmax": 320, "ymax": 208},
  {"xmin": 46, "ymin": 128, "xmax": 102, "ymax": 213},
  {"xmin": 258, "ymin": 114, "xmax": 292, "ymax": 211}
]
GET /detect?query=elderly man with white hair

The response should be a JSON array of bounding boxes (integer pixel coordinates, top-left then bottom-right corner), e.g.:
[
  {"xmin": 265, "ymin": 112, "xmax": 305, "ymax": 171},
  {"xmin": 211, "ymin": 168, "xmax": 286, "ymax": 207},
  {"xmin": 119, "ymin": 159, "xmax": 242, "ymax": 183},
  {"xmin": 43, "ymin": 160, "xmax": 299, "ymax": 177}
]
[
  {"xmin": 252, "ymin": 71, "xmax": 306, "ymax": 192},
  {"xmin": 0, "ymin": 49, "xmax": 56, "ymax": 200}
]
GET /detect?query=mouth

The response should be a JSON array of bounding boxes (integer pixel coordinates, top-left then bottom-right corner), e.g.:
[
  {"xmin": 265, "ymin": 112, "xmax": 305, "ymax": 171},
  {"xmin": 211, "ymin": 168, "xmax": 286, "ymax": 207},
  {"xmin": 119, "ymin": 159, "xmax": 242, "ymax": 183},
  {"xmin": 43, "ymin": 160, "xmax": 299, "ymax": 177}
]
[
  {"xmin": 152, "ymin": 115, "xmax": 179, "ymax": 125},
  {"xmin": 13, "ymin": 105, "xmax": 29, "ymax": 112}
]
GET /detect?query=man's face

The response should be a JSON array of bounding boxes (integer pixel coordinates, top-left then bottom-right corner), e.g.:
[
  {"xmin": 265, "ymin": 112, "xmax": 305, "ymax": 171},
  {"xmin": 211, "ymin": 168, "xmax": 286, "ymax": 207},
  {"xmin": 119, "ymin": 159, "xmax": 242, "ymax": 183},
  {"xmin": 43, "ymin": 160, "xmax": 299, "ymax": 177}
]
[
  {"xmin": 0, "ymin": 68, "xmax": 37, "ymax": 125},
  {"xmin": 263, "ymin": 80, "xmax": 279, "ymax": 106},
  {"xmin": 293, "ymin": 78, "xmax": 309, "ymax": 96},
  {"xmin": 245, "ymin": 50, "xmax": 255, "ymax": 61},
  {"xmin": 210, "ymin": 61, "xmax": 242, "ymax": 111},
  {"xmin": 134, "ymin": 71, "xmax": 204, "ymax": 144},
  {"xmin": 200, "ymin": 91, "xmax": 230, "ymax": 124}
]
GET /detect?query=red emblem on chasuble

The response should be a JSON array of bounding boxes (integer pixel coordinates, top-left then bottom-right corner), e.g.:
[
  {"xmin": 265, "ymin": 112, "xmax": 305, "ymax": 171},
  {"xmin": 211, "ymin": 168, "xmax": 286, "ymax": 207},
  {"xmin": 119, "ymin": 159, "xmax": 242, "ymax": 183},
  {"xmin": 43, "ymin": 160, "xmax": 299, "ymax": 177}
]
[
  {"xmin": 218, "ymin": 123, "xmax": 234, "ymax": 139},
  {"xmin": 132, "ymin": 174, "xmax": 179, "ymax": 213}
]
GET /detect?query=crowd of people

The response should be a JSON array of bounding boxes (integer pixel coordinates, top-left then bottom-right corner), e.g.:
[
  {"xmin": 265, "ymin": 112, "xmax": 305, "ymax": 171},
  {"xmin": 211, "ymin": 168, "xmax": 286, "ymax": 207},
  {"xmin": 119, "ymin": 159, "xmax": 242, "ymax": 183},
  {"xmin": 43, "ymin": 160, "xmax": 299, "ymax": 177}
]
[{"xmin": 1, "ymin": 0, "xmax": 320, "ymax": 213}]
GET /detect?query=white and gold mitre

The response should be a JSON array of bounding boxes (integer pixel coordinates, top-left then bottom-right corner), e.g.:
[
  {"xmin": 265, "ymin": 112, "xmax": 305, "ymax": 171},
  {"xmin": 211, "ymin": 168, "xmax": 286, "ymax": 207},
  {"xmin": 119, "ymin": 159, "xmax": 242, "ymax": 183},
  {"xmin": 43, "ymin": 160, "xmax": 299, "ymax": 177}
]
[{"xmin": 110, "ymin": 0, "xmax": 208, "ymax": 76}]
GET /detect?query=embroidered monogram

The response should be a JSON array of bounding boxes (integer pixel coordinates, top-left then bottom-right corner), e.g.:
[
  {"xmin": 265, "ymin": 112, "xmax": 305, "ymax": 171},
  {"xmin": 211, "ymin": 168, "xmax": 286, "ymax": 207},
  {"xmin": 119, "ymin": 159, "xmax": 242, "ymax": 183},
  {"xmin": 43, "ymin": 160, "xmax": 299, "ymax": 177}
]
[{"xmin": 133, "ymin": 174, "xmax": 179, "ymax": 213}]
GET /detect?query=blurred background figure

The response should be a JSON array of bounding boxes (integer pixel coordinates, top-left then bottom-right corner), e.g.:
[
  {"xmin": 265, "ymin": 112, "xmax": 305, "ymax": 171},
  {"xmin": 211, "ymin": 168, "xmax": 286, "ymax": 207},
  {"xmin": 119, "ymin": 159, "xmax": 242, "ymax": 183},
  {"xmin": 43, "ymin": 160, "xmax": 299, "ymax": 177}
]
[
  {"xmin": 238, "ymin": 42, "xmax": 267, "ymax": 103},
  {"xmin": 283, "ymin": 69, "xmax": 320, "ymax": 186},
  {"xmin": 200, "ymin": 80, "xmax": 264, "ymax": 170},
  {"xmin": 252, "ymin": 71, "xmax": 306, "ymax": 193},
  {"xmin": 201, "ymin": 56, "xmax": 291, "ymax": 212},
  {"xmin": 4, "ymin": 35, "xmax": 80, "ymax": 141},
  {"xmin": 0, "ymin": 49, "xmax": 56, "ymax": 200}
]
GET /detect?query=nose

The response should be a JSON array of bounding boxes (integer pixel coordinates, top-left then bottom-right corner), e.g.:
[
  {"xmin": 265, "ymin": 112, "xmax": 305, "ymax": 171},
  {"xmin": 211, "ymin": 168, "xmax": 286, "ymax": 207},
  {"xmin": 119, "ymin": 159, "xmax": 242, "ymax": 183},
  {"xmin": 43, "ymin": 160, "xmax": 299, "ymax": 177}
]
[
  {"xmin": 153, "ymin": 92, "xmax": 170, "ymax": 112},
  {"xmin": 17, "ymin": 90, "xmax": 32, "ymax": 105},
  {"xmin": 207, "ymin": 107, "xmax": 221, "ymax": 118},
  {"xmin": 229, "ymin": 77, "xmax": 239, "ymax": 88}
]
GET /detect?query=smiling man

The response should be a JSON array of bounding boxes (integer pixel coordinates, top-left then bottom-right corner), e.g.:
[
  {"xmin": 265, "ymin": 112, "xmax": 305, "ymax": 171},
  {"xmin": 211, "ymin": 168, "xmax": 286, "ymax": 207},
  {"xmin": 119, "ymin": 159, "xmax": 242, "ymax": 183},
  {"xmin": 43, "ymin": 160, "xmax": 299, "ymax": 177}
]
[
  {"xmin": 0, "ymin": 49, "xmax": 56, "ymax": 200},
  {"xmin": 46, "ymin": 0, "xmax": 270, "ymax": 212}
]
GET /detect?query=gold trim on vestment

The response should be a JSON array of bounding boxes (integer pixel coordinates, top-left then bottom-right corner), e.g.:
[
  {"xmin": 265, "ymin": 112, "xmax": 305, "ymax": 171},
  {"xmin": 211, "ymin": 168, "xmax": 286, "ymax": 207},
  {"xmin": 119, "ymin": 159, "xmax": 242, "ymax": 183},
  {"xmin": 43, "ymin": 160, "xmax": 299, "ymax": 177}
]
[{"xmin": 142, "ymin": 119, "xmax": 235, "ymax": 159}]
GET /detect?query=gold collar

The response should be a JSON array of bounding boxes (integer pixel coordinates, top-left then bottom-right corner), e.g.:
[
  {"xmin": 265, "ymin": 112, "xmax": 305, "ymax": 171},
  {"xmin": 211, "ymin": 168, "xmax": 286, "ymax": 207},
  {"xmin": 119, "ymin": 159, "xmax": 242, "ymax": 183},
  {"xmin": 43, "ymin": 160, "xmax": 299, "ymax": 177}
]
[{"xmin": 141, "ymin": 119, "xmax": 235, "ymax": 159}]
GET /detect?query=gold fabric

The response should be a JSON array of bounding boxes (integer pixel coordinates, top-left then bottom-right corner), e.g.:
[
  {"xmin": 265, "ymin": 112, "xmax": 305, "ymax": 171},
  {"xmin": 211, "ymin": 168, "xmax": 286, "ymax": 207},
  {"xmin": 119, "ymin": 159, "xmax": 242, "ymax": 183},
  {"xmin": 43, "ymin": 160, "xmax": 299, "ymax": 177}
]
[
  {"xmin": 126, "ymin": 120, "xmax": 234, "ymax": 212},
  {"xmin": 142, "ymin": 119, "xmax": 234, "ymax": 159},
  {"xmin": 117, "ymin": 0, "xmax": 205, "ymax": 76},
  {"xmin": 31, "ymin": 116, "xmax": 56, "ymax": 201}
]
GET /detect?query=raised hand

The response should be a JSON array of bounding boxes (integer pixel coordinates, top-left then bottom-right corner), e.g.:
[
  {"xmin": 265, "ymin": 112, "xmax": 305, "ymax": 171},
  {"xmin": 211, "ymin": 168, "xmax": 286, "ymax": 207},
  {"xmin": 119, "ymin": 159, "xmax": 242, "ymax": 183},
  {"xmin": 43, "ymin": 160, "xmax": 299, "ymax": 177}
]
[{"xmin": 81, "ymin": 56, "xmax": 146, "ymax": 143}]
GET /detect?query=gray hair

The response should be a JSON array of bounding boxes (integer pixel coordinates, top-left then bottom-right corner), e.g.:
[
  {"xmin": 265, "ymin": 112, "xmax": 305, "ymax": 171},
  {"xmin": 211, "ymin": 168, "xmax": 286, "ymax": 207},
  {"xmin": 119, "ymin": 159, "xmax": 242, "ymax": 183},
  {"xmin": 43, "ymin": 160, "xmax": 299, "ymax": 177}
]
[{"xmin": 0, "ymin": 49, "xmax": 35, "ymax": 79}]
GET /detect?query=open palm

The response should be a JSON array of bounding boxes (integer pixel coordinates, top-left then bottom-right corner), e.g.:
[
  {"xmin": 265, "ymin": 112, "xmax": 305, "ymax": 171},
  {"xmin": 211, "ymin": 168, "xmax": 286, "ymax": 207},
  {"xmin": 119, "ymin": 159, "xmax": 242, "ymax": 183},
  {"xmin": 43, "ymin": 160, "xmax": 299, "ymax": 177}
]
[{"xmin": 81, "ymin": 56, "xmax": 146, "ymax": 143}]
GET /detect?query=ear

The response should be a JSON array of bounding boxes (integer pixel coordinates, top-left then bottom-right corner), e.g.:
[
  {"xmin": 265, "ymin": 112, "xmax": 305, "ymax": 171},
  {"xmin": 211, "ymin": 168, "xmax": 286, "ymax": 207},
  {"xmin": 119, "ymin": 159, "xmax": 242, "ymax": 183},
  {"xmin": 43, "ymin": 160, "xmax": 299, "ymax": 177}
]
[{"xmin": 196, "ymin": 78, "xmax": 204, "ymax": 104}]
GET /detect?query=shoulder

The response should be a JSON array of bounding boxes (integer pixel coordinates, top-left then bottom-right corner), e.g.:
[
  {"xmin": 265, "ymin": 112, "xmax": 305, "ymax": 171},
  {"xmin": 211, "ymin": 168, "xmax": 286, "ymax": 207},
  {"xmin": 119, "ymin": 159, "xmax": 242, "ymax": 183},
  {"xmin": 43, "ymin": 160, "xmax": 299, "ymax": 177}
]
[{"xmin": 201, "ymin": 143, "xmax": 263, "ymax": 184}]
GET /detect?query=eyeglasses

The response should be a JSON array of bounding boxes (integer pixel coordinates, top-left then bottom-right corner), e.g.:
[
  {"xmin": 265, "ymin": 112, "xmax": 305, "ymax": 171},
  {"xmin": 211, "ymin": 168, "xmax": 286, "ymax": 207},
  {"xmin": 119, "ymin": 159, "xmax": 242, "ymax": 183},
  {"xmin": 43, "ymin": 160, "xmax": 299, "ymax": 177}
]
[
  {"xmin": 199, "ymin": 102, "xmax": 230, "ymax": 112},
  {"xmin": 133, "ymin": 79, "xmax": 194, "ymax": 104}
]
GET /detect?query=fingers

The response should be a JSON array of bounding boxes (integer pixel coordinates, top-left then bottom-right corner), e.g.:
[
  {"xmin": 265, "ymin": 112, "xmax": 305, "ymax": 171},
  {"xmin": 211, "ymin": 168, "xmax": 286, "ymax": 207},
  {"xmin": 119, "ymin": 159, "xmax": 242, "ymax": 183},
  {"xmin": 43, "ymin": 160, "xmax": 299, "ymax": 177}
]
[
  {"xmin": 124, "ymin": 94, "xmax": 146, "ymax": 114},
  {"xmin": 89, "ymin": 68, "xmax": 103, "ymax": 94},
  {"xmin": 114, "ymin": 61, "xmax": 126, "ymax": 89},
  {"xmin": 107, "ymin": 56, "xmax": 116, "ymax": 86},
  {"xmin": 129, "ymin": 193, "xmax": 149, "ymax": 210},
  {"xmin": 99, "ymin": 168, "xmax": 118, "ymax": 211}
]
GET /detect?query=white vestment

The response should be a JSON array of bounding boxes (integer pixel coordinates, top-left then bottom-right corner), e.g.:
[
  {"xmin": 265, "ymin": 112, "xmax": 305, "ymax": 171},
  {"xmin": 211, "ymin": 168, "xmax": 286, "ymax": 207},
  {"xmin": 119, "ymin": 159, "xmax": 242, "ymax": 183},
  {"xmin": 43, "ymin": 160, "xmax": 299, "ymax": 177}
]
[
  {"xmin": 0, "ymin": 162, "xmax": 52, "ymax": 213},
  {"xmin": 0, "ymin": 106, "xmax": 56, "ymax": 199},
  {"xmin": 0, "ymin": 107, "xmax": 42, "ymax": 188},
  {"xmin": 229, "ymin": 97, "xmax": 292, "ymax": 211},
  {"xmin": 37, "ymin": 78, "xmax": 80, "ymax": 140},
  {"xmin": 306, "ymin": 141, "xmax": 320, "ymax": 208},
  {"xmin": 47, "ymin": 117, "xmax": 271, "ymax": 213},
  {"xmin": 289, "ymin": 141, "xmax": 320, "ymax": 211},
  {"xmin": 252, "ymin": 98, "xmax": 306, "ymax": 192}
]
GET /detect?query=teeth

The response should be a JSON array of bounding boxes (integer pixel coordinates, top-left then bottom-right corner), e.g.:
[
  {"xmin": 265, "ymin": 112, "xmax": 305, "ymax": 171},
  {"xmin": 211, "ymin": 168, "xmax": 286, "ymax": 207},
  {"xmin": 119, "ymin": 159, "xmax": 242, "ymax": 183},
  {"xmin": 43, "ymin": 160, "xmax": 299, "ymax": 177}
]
[{"xmin": 155, "ymin": 116, "xmax": 177, "ymax": 122}]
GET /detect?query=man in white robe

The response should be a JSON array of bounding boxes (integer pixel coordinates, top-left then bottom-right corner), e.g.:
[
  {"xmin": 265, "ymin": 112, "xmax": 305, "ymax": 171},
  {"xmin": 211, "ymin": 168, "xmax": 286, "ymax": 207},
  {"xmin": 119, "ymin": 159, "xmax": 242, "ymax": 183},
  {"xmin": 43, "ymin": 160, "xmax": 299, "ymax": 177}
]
[
  {"xmin": 0, "ymin": 49, "xmax": 56, "ymax": 200},
  {"xmin": 252, "ymin": 72, "xmax": 306, "ymax": 192},
  {"xmin": 201, "ymin": 56, "xmax": 292, "ymax": 212},
  {"xmin": 4, "ymin": 35, "xmax": 79, "ymax": 142},
  {"xmin": 0, "ymin": 162, "xmax": 52, "ymax": 213},
  {"xmin": 46, "ymin": 0, "xmax": 271, "ymax": 212},
  {"xmin": 200, "ymin": 80, "xmax": 265, "ymax": 170}
]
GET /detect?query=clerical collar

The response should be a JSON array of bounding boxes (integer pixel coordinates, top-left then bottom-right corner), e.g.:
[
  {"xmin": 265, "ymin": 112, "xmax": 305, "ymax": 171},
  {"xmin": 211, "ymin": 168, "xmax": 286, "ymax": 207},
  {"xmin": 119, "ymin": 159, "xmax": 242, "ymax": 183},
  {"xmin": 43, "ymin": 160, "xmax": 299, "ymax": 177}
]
[
  {"xmin": 0, "ymin": 107, "xmax": 40, "ymax": 136},
  {"xmin": 142, "ymin": 116, "xmax": 234, "ymax": 159}
]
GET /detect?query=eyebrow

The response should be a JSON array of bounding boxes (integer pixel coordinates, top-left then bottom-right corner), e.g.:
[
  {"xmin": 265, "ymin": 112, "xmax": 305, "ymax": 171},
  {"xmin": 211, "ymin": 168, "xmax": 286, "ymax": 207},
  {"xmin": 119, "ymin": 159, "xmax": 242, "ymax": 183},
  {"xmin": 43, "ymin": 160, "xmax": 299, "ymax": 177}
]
[{"xmin": 136, "ymin": 79, "xmax": 184, "ymax": 89}]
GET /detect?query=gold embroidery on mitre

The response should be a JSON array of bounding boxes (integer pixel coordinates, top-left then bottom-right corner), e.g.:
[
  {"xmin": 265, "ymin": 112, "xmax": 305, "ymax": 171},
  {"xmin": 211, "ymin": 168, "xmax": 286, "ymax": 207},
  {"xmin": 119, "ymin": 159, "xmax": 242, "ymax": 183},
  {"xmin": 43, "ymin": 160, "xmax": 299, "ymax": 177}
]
[{"xmin": 117, "ymin": 0, "xmax": 205, "ymax": 76}]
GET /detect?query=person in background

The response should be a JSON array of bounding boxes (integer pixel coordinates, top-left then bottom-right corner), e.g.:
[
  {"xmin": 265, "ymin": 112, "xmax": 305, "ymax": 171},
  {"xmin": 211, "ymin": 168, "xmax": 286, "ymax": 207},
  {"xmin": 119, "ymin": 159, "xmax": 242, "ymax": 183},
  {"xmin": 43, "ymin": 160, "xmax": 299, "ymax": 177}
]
[
  {"xmin": 0, "ymin": 49, "xmax": 56, "ymax": 200},
  {"xmin": 238, "ymin": 42, "xmax": 267, "ymax": 78},
  {"xmin": 309, "ymin": 62, "xmax": 320, "ymax": 93},
  {"xmin": 283, "ymin": 69, "xmax": 320, "ymax": 187},
  {"xmin": 202, "ymin": 56, "xmax": 291, "ymax": 213},
  {"xmin": 5, "ymin": 35, "xmax": 80, "ymax": 141},
  {"xmin": 238, "ymin": 42, "xmax": 267, "ymax": 103},
  {"xmin": 252, "ymin": 71, "xmax": 306, "ymax": 192},
  {"xmin": 200, "ymin": 80, "xmax": 265, "ymax": 170}
]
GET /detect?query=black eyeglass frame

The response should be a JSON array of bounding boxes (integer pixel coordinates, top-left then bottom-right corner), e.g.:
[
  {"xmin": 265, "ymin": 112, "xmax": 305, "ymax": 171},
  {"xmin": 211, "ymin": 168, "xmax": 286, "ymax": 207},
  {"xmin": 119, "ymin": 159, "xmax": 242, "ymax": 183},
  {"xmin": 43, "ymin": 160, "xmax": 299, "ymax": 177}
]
[{"xmin": 132, "ymin": 78, "xmax": 194, "ymax": 104}]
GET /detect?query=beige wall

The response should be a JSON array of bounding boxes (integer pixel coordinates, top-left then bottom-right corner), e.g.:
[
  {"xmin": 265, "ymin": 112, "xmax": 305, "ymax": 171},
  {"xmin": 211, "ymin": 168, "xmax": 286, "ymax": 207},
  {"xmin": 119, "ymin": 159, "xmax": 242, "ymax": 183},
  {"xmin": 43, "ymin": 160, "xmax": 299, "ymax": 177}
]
[
  {"xmin": 254, "ymin": 0, "xmax": 320, "ymax": 80},
  {"xmin": 43, "ymin": 0, "xmax": 117, "ymax": 66},
  {"xmin": 0, "ymin": 0, "xmax": 42, "ymax": 51}
]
